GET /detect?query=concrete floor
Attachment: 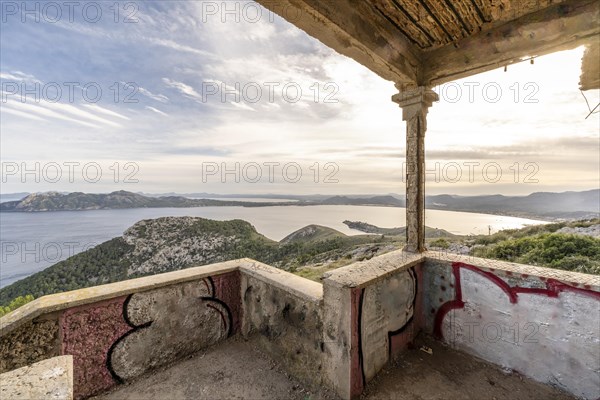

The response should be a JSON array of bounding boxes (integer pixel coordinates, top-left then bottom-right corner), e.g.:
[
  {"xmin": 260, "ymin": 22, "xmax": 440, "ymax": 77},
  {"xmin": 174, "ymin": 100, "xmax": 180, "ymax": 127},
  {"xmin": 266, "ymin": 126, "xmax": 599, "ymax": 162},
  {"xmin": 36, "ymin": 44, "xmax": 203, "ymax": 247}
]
[
  {"xmin": 94, "ymin": 337, "xmax": 338, "ymax": 400},
  {"xmin": 362, "ymin": 337, "xmax": 575, "ymax": 400},
  {"xmin": 95, "ymin": 336, "xmax": 574, "ymax": 400}
]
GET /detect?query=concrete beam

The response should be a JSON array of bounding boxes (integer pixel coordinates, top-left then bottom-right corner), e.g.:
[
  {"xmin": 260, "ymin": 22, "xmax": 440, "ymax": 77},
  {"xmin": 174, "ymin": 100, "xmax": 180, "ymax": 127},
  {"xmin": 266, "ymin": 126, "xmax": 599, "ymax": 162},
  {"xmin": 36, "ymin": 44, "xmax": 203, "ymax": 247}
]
[
  {"xmin": 421, "ymin": 0, "xmax": 600, "ymax": 86},
  {"xmin": 255, "ymin": 0, "xmax": 420, "ymax": 85},
  {"xmin": 580, "ymin": 38, "xmax": 600, "ymax": 91}
]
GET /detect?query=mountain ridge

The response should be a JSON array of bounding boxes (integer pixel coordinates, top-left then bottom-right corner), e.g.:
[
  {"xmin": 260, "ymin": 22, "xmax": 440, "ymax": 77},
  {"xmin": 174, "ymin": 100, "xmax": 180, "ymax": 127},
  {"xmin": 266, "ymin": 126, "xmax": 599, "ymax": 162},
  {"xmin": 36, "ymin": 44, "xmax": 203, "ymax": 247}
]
[{"xmin": 1, "ymin": 189, "xmax": 597, "ymax": 220}]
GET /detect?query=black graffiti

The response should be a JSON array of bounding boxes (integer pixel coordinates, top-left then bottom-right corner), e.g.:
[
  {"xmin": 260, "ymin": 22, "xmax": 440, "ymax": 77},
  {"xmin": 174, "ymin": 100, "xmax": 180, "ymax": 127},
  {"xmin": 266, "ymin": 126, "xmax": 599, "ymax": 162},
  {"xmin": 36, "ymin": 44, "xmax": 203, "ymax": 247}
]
[
  {"xmin": 106, "ymin": 294, "xmax": 153, "ymax": 384},
  {"xmin": 357, "ymin": 287, "xmax": 366, "ymax": 388},
  {"xmin": 105, "ymin": 277, "xmax": 233, "ymax": 383},
  {"xmin": 387, "ymin": 267, "xmax": 418, "ymax": 359},
  {"xmin": 358, "ymin": 266, "xmax": 418, "ymax": 387}
]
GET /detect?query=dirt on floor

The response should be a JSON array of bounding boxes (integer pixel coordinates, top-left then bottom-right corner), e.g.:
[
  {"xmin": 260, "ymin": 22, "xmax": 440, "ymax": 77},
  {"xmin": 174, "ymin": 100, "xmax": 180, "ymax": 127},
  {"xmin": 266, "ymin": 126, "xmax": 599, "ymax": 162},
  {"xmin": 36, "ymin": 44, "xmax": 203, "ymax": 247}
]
[
  {"xmin": 93, "ymin": 336, "xmax": 338, "ymax": 400},
  {"xmin": 95, "ymin": 334, "xmax": 575, "ymax": 400},
  {"xmin": 361, "ymin": 335, "xmax": 575, "ymax": 400}
]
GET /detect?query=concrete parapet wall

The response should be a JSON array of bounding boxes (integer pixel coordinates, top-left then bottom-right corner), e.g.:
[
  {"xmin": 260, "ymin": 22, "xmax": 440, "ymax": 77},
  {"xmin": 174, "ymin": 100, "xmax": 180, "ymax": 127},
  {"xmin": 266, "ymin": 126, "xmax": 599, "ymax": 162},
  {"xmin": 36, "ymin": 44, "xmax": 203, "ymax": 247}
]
[
  {"xmin": 0, "ymin": 313, "xmax": 60, "ymax": 374},
  {"xmin": 0, "ymin": 259, "xmax": 325, "ymax": 399},
  {"xmin": 0, "ymin": 260, "xmax": 244, "ymax": 399},
  {"xmin": 322, "ymin": 250, "xmax": 425, "ymax": 399},
  {"xmin": 424, "ymin": 252, "xmax": 600, "ymax": 400},
  {"xmin": 239, "ymin": 260, "xmax": 324, "ymax": 386},
  {"xmin": 1, "ymin": 253, "xmax": 598, "ymax": 400}
]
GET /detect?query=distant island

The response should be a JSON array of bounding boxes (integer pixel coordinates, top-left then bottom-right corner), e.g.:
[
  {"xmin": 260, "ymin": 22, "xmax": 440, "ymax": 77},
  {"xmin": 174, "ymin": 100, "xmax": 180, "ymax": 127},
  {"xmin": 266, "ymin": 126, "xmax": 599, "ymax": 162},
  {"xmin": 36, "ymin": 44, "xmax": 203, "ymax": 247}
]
[
  {"xmin": 1, "ymin": 189, "xmax": 598, "ymax": 220},
  {"xmin": 343, "ymin": 220, "xmax": 457, "ymax": 238},
  {"xmin": 0, "ymin": 191, "xmax": 290, "ymax": 212}
]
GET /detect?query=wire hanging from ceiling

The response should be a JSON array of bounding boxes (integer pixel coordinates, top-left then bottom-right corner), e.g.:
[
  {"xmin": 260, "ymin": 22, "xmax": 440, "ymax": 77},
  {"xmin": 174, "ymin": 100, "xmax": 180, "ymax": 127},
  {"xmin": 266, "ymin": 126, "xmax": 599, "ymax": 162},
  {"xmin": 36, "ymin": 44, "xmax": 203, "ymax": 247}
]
[{"xmin": 580, "ymin": 90, "xmax": 600, "ymax": 120}]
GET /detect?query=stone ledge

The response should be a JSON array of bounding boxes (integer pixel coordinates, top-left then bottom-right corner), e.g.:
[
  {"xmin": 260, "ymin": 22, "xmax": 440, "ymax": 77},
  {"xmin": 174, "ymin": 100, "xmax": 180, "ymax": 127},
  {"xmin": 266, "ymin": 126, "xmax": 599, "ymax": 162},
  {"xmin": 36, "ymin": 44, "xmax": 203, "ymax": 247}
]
[
  {"xmin": 322, "ymin": 250, "xmax": 424, "ymax": 289},
  {"xmin": 1, "ymin": 260, "xmax": 242, "ymax": 336},
  {"xmin": 425, "ymin": 251, "xmax": 600, "ymax": 290},
  {"xmin": 0, "ymin": 355, "xmax": 73, "ymax": 400},
  {"xmin": 240, "ymin": 259, "xmax": 323, "ymax": 302}
]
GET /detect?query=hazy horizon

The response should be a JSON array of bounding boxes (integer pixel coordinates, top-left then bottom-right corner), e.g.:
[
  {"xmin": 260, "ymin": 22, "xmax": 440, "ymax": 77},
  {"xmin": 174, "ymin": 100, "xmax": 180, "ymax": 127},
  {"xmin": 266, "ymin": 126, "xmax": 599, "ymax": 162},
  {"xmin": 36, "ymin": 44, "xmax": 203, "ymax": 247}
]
[{"xmin": 1, "ymin": 187, "xmax": 599, "ymax": 203}]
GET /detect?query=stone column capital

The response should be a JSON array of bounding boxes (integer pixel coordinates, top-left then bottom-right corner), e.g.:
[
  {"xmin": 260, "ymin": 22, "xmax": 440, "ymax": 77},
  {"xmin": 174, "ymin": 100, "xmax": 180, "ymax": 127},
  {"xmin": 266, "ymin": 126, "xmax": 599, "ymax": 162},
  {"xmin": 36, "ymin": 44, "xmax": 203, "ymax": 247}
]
[{"xmin": 392, "ymin": 86, "xmax": 439, "ymax": 121}]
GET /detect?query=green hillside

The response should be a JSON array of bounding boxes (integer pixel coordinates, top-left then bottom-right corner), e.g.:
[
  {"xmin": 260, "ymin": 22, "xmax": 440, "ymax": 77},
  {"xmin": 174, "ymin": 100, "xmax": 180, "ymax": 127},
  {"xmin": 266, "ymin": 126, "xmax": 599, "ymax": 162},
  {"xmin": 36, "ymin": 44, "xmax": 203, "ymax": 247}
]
[
  {"xmin": 0, "ymin": 217, "xmax": 392, "ymax": 307},
  {"xmin": 280, "ymin": 225, "xmax": 348, "ymax": 244}
]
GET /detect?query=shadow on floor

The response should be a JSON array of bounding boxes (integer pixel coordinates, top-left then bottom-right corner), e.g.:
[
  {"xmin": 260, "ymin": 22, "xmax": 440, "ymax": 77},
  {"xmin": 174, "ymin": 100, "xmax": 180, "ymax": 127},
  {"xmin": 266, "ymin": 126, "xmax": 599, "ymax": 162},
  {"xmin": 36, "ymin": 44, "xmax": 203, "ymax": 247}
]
[{"xmin": 361, "ymin": 335, "xmax": 575, "ymax": 400}]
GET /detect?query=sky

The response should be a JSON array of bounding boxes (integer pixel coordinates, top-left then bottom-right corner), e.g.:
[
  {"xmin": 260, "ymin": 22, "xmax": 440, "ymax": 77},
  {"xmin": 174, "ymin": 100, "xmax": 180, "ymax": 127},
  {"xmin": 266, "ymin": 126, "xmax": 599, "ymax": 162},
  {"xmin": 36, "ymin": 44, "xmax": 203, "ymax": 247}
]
[{"xmin": 1, "ymin": 0, "xmax": 599, "ymax": 196}]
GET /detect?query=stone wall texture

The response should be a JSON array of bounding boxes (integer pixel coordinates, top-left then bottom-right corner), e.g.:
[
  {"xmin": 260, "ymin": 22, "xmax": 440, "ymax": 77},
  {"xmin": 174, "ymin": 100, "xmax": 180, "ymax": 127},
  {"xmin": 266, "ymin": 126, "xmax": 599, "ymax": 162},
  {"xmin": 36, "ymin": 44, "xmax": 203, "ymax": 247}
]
[
  {"xmin": 0, "ymin": 316, "xmax": 59, "ymax": 373},
  {"xmin": 0, "ymin": 355, "xmax": 73, "ymax": 400},
  {"xmin": 241, "ymin": 273, "xmax": 323, "ymax": 386},
  {"xmin": 2, "ymin": 258, "xmax": 598, "ymax": 400}
]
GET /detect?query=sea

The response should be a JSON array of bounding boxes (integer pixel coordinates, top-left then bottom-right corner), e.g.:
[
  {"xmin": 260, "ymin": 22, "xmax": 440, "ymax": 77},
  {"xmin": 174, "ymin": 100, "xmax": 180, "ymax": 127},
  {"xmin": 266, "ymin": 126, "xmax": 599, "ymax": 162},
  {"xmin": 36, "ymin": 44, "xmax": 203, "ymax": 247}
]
[{"xmin": 0, "ymin": 204, "xmax": 547, "ymax": 288}]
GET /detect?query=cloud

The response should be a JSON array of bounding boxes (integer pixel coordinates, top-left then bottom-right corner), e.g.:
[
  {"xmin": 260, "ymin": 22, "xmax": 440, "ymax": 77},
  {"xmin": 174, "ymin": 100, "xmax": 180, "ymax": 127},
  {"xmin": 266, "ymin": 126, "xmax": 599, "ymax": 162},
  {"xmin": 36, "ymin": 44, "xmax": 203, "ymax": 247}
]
[
  {"xmin": 0, "ymin": 70, "xmax": 41, "ymax": 84},
  {"xmin": 4, "ymin": 100, "xmax": 100, "ymax": 129},
  {"xmin": 147, "ymin": 38, "xmax": 215, "ymax": 58},
  {"xmin": 162, "ymin": 78, "xmax": 202, "ymax": 101},
  {"xmin": 83, "ymin": 104, "xmax": 130, "ymax": 120},
  {"xmin": 145, "ymin": 106, "xmax": 168, "ymax": 116},
  {"xmin": 1, "ymin": 106, "xmax": 47, "ymax": 121},
  {"xmin": 39, "ymin": 102, "xmax": 123, "ymax": 128},
  {"xmin": 138, "ymin": 87, "xmax": 169, "ymax": 103},
  {"xmin": 162, "ymin": 146, "xmax": 230, "ymax": 156},
  {"xmin": 229, "ymin": 101, "xmax": 255, "ymax": 111},
  {"xmin": 427, "ymin": 136, "xmax": 600, "ymax": 161},
  {"xmin": 0, "ymin": 0, "xmax": 597, "ymax": 195},
  {"xmin": 3, "ymin": 97, "xmax": 126, "ymax": 129}
]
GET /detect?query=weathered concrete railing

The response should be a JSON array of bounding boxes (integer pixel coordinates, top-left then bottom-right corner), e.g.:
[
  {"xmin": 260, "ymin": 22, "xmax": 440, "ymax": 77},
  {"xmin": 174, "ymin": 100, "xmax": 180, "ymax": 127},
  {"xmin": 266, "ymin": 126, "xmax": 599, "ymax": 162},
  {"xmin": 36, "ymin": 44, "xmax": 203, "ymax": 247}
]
[
  {"xmin": 423, "ymin": 252, "xmax": 600, "ymax": 400},
  {"xmin": 0, "ymin": 259, "xmax": 244, "ymax": 399},
  {"xmin": 318, "ymin": 250, "xmax": 600, "ymax": 400},
  {"xmin": 1, "ymin": 252, "xmax": 599, "ymax": 400},
  {"xmin": 241, "ymin": 261, "xmax": 323, "ymax": 384},
  {"xmin": 321, "ymin": 251, "xmax": 424, "ymax": 399}
]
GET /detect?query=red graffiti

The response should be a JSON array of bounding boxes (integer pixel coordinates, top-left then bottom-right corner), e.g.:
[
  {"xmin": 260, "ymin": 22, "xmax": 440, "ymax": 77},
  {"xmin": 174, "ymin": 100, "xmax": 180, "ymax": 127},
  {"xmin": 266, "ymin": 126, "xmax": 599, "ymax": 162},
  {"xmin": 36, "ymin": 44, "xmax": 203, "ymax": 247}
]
[{"xmin": 434, "ymin": 262, "xmax": 600, "ymax": 339}]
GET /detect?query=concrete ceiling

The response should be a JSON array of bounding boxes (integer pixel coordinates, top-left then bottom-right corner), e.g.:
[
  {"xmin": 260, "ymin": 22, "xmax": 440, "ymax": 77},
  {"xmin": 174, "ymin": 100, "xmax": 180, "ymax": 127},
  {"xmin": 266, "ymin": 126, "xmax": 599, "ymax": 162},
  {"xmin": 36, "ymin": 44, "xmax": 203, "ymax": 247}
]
[
  {"xmin": 370, "ymin": 0, "xmax": 573, "ymax": 50},
  {"xmin": 256, "ymin": 0, "xmax": 599, "ymax": 89}
]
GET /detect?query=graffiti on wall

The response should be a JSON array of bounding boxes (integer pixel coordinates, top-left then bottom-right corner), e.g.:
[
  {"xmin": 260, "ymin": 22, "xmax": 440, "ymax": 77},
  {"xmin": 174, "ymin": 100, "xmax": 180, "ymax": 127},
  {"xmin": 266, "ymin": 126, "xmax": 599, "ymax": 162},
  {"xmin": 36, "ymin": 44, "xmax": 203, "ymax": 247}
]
[
  {"xmin": 107, "ymin": 277, "xmax": 233, "ymax": 382},
  {"xmin": 435, "ymin": 262, "xmax": 600, "ymax": 400},
  {"xmin": 352, "ymin": 266, "xmax": 420, "ymax": 395},
  {"xmin": 60, "ymin": 296, "xmax": 130, "ymax": 399},
  {"xmin": 59, "ymin": 273, "xmax": 240, "ymax": 399}
]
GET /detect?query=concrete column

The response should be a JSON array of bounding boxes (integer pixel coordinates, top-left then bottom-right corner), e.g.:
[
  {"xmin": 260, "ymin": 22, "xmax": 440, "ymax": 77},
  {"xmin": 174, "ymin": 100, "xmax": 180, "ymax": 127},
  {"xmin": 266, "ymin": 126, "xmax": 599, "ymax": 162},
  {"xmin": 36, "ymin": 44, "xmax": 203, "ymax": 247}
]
[{"xmin": 392, "ymin": 87, "xmax": 438, "ymax": 253}]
